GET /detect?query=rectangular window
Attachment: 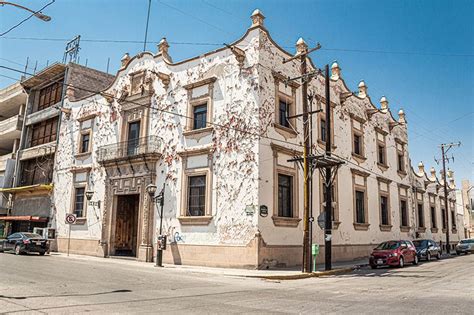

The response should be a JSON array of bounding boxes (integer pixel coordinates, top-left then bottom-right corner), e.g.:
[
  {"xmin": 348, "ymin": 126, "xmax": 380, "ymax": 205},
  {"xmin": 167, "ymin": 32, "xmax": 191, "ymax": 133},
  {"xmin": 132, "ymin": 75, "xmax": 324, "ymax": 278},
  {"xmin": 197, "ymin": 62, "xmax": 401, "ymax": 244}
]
[
  {"xmin": 380, "ymin": 196, "xmax": 389, "ymax": 225},
  {"xmin": 397, "ymin": 153, "xmax": 405, "ymax": 172},
  {"xmin": 278, "ymin": 100, "xmax": 290, "ymax": 128},
  {"xmin": 355, "ymin": 190, "xmax": 365, "ymax": 223},
  {"xmin": 127, "ymin": 121, "xmax": 141, "ymax": 156},
  {"xmin": 20, "ymin": 155, "xmax": 54, "ymax": 186},
  {"xmin": 73, "ymin": 187, "xmax": 85, "ymax": 218},
  {"xmin": 320, "ymin": 118, "xmax": 326, "ymax": 142},
  {"xmin": 30, "ymin": 117, "xmax": 58, "ymax": 147},
  {"xmin": 38, "ymin": 81, "xmax": 63, "ymax": 111},
  {"xmin": 430, "ymin": 206, "xmax": 437, "ymax": 228},
  {"xmin": 353, "ymin": 134, "xmax": 362, "ymax": 156},
  {"xmin": 400, "ymin": 200, "xmax": 408, "ymax": 227},
  {"xmin": 441, "ymin": 208, "xmax": 446, "ymax": 229},
  {"xmin": 278, "ymin": 174, "xmax": 293, "ymax": 217},
  {"xmin": 193, "ymin": 104, "xmax": 208, "ymax": 130},
  {"xmin": 187, "ymin": 175, "xmax": 206, "ymax": 216},
  {"xmin": 417, "ymin": 203, "xmax": 424, "ymax": 228},
  {"xmin": 378, "ymin": 145, "xmax": 385, "ymax": 165},
  {"xmin": 80, "ymin": 133, "xmax": 90, "ymax": 153},
  {"xmin": 451, "ymin": 210, "xmax": 456, "ymax": 229}
]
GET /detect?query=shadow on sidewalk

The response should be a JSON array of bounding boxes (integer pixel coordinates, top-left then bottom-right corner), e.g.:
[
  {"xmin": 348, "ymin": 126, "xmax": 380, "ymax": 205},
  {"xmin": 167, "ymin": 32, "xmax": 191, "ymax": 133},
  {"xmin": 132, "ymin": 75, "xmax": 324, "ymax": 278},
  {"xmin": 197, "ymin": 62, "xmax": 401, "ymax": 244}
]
[{"xmin": 0, "ymin": 289, "xmax": 132, "ymax": 300}]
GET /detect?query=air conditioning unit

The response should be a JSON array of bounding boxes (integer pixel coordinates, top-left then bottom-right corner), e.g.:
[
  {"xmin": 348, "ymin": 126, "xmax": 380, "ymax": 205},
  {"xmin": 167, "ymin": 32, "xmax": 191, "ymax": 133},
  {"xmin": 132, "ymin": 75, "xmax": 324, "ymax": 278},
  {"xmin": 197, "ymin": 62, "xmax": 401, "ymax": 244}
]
[{"xmin": 33, "ymin": 227, "xmax": 56, "ymax": 240}]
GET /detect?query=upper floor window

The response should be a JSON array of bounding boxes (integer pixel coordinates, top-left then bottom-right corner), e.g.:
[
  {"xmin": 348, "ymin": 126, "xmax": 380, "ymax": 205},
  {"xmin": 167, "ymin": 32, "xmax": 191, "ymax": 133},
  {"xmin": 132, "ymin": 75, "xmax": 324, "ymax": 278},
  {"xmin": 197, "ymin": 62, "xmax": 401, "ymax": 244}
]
[
  {"xmin": 193, "ymin": 103, "xmax": 208, "ymax": 130},
  {"xmin": 351, "ymin": 117, "xmax": 365, "ymax": 159},
  {"xmin": 320, "ymin": 118, "xmax": 327, "ymax": 143},
  {"xmin": 417, "ymin": 203, "xmax": 424, "ymax": 228},
  {"xmin": 430, "ymin": 206, "xmax": 437, "ymax": 228},
  {"xmin": 380, "ymin": 195, "xmax": 389, "ymax": 226},
  {"xmin": 73, "ymin": 187, "xmax": 86, "ymax": 218},
  {"xmin": 355, "ymin": 190, "xmax": 366, "ymax": 224},
  {"xmin": 441, "ymin": 208, "xmax": 447, "ymax": 229},
  {"xmin": 278, "ymin": 99, "xmax": 291, "ymax": 128},
  {"xmin": 451, "ymin": 210, "xmax": 456, "ymax": 229},
  {"xmin": 30, "ymin": 117, "xmax": 58, "ymax": 147},
  {"xmin": 20, "ymin": 155, "xmax": 54, "ymax": 186},
  {"xmin": 400, "ymin": 199, "xmax": 409, "ymax": 227},
  {"xmin": 278, "ymin": 174, "xmax": 293, "ymax": 218},
  {"xmin": 187, "ymin": 175, "xmax": 206, "ymax": 216},
  {"xmin": 353, "ymin": 134, "xmax": 362, "ymax": 156},
  {"xmin": 78, "ymin": 118, "xmax": 94, "ymax": 154},
  {"xmin": 38, "ymin": 81, "xmax": 63, "ymax": 111},
  {"xmin": 396, "ymin": 140, "xmax": 406, "ymax": 174}
]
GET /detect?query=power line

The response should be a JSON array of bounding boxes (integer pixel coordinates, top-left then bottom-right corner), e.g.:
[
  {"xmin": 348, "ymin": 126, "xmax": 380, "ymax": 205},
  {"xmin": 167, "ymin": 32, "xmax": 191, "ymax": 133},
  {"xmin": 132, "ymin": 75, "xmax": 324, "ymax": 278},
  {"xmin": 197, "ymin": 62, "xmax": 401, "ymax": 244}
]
[{"xmin": 0, "ymin": 0, "xmax": 55, "ymax": 37}]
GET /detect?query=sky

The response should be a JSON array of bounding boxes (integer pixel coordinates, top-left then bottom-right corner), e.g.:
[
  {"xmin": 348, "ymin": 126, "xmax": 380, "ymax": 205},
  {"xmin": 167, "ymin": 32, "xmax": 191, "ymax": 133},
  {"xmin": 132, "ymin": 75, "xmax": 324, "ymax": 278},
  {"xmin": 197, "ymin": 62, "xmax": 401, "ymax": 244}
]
[{"xmin": 0, "ymin": 0, "xmax": 473, "ymax": 185}]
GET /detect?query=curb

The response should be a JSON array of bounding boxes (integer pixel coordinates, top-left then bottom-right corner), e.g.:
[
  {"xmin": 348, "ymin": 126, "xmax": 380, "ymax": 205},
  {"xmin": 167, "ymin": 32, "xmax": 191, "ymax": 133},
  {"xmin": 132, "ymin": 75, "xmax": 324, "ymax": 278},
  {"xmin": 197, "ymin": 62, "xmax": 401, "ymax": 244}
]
[{"xmin": 245, "ymin": 267, "xmax": 354, "ymax": 280}]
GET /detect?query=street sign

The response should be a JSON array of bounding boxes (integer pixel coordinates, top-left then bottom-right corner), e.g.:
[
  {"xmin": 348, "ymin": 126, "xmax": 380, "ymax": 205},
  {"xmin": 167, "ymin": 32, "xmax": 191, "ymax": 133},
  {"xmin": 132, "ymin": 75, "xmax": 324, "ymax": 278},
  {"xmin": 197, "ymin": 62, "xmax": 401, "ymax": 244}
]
[
  {"xmin": 65, "ymin": 214, "xmax": 77, "ymax": 225},
  {"xmin": 317, "ymin": 212, "xmax": 325, "ymax": 229}
]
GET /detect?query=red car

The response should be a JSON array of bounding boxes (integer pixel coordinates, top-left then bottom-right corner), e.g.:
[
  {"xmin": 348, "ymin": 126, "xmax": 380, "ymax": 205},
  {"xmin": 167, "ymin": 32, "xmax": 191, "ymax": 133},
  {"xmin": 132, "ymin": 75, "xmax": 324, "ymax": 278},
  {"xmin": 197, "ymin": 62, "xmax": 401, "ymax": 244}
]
[{"xmin": 369, "ymin": 240, "xmax": 419, "ymax": 269}]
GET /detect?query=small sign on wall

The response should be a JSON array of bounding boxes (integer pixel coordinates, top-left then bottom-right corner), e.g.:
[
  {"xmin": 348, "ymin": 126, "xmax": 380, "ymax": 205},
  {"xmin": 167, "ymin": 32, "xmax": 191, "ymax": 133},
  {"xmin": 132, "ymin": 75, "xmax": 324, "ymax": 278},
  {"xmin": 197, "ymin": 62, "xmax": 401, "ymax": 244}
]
[{"xmin": 259, "ymin": 205, "xmax": 268, "ymax": 217}]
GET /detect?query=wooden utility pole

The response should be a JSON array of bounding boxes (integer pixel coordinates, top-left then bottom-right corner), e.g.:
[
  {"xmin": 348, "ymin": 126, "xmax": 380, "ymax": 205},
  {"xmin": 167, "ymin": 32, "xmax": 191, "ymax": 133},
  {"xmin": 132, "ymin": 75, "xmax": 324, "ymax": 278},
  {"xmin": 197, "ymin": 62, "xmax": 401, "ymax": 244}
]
[{"xmin": 324, "ymin": 64, "xmax": 332, "ymax": 271}]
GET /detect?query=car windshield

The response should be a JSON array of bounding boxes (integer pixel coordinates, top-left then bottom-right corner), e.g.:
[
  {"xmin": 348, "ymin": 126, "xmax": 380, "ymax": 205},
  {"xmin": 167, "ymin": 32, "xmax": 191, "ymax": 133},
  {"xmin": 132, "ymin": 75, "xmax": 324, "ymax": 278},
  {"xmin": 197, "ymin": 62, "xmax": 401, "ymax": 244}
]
[
  {"xmin": 460, "ymin": 239, "xmax": 474, "ymax": 244},
  {"xmin": 23, "ymin": 233, "xmax": 43, "ymax": 239},
  {"xmin": 376, "ymin": 241, "xmax": 400, "ymax": 250},
  {"xmin": 413, "ymin": 240, "xmax": 428, "ymax": 248}
]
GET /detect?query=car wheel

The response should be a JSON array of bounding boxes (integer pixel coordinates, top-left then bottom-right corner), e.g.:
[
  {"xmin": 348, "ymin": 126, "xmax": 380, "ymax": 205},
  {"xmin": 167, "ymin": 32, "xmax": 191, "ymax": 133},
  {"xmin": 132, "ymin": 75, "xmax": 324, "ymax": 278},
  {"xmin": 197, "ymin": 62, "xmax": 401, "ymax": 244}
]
[
  {"xmin": 427, "ymin": 252, "xmax": 431, "ymax": 261},
  {"xmin": 15, "ymin": 245, "xmax": 22, "ymax": 255},
  {"xmin": 436, "ymin": 252, "xmax": 441, "ymax": 260},
  {"xmin": 39, "ymin": 251, "xmax": 45, "ymax": 256},
  {"xmin": 456, "ymin": 251, "xmax": 460, "ymax": 256},
  {"xmin": 413, "ymin": 255, "xmax": 419, "ymax": 265},
  {"xmin": 370, "ymin": 265, "xmax": 377, "ymax": 269},
  {"xmin": 399, "ymin": 256, "xmax": 404, "ymax": 268}
]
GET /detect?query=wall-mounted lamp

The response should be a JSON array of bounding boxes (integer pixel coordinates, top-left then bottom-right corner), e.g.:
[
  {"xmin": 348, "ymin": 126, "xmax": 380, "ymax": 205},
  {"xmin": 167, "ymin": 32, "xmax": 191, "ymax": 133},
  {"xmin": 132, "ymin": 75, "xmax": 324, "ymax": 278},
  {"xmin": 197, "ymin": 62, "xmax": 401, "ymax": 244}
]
[{"xmin": 85, "ymin": 190, "xmax": 101, "ymax": 208}]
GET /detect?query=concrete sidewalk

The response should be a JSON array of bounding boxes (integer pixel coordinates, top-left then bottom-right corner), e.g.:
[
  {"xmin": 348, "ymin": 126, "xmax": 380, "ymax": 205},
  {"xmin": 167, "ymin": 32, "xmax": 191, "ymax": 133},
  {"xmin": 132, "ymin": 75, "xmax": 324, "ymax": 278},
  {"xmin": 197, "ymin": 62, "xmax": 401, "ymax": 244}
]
[{"xmin": 49, "ymin": 252, "xmax": 367, "ymax": 278}]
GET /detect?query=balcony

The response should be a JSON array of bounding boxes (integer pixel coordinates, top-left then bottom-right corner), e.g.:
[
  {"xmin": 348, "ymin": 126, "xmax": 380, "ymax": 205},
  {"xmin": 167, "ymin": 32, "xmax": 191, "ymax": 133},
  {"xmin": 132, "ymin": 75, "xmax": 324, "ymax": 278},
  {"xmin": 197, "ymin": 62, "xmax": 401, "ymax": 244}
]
[
  {"xmin": 97, "ymin": 136, "xmax": 162, "ymax": 163},
  {"xmin": 0, "ymin": 114, "xmax": 22, "ymax": 137}
]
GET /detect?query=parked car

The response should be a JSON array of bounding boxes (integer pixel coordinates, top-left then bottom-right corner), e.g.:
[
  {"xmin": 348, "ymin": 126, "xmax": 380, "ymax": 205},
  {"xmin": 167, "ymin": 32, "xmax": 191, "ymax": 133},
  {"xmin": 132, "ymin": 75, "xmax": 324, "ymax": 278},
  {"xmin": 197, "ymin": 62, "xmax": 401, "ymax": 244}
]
[
  {"xmin": 455, "ymin": 239, "xmax": 474, "ymax": 255},
  {"xmin": 369, "ymin": 240, "xmax": 418, "ymax": 269},
  {"xmin": 413, "ymin": 239, "xmax": 441, "ymax": 261},
  {"xmin": 0, "ymin": 232, "xmax": 49, "ymax": 255}
]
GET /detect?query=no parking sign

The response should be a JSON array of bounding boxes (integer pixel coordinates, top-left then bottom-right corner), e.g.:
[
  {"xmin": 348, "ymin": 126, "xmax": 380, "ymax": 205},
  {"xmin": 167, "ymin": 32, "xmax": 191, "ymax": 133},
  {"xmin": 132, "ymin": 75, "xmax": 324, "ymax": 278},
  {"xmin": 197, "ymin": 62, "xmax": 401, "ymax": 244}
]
[{"xmin": 65, "ymin": 214, "xmax": 77, "ymax": 224}]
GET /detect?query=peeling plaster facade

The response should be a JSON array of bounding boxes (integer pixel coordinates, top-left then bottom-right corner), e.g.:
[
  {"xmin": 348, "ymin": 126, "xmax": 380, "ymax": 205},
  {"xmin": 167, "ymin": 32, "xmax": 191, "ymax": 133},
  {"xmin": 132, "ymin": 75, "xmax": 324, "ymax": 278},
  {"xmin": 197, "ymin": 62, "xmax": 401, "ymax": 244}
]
[{"xmin": 52, "ymin": 10, "xmax": 464, "ymax": 268}]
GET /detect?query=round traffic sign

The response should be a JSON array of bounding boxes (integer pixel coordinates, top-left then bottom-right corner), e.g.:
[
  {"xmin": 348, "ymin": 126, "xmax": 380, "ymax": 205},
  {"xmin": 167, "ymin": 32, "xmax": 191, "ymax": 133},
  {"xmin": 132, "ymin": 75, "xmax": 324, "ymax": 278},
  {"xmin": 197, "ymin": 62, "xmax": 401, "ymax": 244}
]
[{"xmin": 65, "ymin": 214, "xmax": 77, "ymax": 224}]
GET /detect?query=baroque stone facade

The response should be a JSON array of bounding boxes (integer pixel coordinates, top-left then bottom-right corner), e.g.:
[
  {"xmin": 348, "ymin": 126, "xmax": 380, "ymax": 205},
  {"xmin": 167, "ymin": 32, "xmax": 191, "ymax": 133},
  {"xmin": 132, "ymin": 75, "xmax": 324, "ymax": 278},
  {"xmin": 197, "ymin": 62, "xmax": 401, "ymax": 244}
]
[{"xmin": 51, "ymin": 9, "xmax": 465, "ymax": 267}]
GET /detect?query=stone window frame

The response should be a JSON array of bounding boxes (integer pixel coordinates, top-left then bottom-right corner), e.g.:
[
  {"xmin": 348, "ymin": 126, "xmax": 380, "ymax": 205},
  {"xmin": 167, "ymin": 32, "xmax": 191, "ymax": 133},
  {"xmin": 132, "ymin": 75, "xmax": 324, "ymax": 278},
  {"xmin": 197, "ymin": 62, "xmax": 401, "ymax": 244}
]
[
  {"xmin": 350, "ymin": 114, "xmax": 366, "ymax": 163},
  {"xmin": 398, "ymin": 184, "xmax": 410, "ymax": 232},
  {"xmin": 75, "ymin": 115, "xmax": 96, "ymax": 157},
  {"xmin": 351, "ymin": 168, "xmax": 370, "ymax": 230},
  {"xmin": 319, "ymin": 172, "xmax": 340, "ymax": 229},
  {"xmin": 69, "ymin": 168, "xmax": 91, "ymax": 224},
  {"xmin": 416, "ymin": 191, "xmax": 426, "ymax": 232},
  {"xmin": 395, "ymin": 138, "xmax": 407, "ymax": 177},
  {"xmin": 178, "ymin": 148, "xmax": 213, "ymax": 225},
  {"xmin": 375, "ymin": 127, "xmax": 388, "ymax": 171},
  {"xmin": 271, "ymin": 143, "xmax": 301, "ymax": 227},
  {"xmin": 119, "ymin": 104, "xmax": 149, "ymax": 144},
  {"xmin": 428, "ymin": 193, "xmax": 438, "ymax": 233},
  {"xmin": 377, "ymin": 176, "xmax": 392, "ymax": 231},
  {"xmin": 183, "ymin": 77, "xmax": 216, "ymax": 137},
  {"xmin": 272, "ymin": 71, "xmax": 299, "ymax": 139}
]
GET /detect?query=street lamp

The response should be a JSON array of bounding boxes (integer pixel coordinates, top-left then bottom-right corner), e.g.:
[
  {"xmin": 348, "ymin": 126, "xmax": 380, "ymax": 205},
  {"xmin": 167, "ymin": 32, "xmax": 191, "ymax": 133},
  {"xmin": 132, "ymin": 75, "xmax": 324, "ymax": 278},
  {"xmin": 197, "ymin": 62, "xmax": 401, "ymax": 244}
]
[
  {"xmin": 85, "ymin": 190, "xmax": 101, "ymax": 208},
  {"xmin": 0, "ymin": 1, "xmax": 52, "ymax": 21},
  {"xmin": 146, "ymin": 183, "xmax": 165, "ymax": 267}
]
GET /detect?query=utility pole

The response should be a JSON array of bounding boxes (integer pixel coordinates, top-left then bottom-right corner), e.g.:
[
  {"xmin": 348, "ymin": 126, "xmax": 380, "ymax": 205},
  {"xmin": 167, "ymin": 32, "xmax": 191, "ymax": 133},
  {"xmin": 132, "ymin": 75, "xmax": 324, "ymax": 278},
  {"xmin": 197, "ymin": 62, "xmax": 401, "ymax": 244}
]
[
  {"xmin": 324, "ymin": 64, "xmax": 332, "ymax": 271},
  {"xmin": 436, "ymin": 141, "xmax": 461, "ymax": 254}
]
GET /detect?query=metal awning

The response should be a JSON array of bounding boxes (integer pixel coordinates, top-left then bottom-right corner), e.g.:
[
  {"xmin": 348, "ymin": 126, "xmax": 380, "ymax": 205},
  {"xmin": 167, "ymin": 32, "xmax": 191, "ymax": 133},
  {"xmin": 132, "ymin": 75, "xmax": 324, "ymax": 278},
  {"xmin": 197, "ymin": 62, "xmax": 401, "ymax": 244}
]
[
  {"xmin": 0, "ymin": 184, "xmax": 53, "ymax": 193},
  {"xmin": 0, "ymin": 216, "xmax": 48, "ymax": 222}
]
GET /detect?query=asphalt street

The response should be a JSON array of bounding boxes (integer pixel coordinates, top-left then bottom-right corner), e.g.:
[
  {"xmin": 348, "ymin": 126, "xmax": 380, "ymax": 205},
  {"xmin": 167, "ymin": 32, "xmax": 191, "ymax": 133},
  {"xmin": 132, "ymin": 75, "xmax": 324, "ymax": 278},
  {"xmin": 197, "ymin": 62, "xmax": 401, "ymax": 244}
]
[{"xmin": 0, "ymin": 252, "xmax": 472, "ymax": 314}]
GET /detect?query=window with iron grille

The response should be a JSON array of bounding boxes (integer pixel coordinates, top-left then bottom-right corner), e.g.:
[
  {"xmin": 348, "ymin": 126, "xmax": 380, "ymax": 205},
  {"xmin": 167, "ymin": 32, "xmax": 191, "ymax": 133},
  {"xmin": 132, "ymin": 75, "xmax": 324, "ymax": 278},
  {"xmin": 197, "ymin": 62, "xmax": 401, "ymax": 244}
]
[
  {"xmin": 355, "ymin": 190, "xmax": 365, "ymax": 223},
  {"xmin": 188, "ymin": 175, "xmax": 206, "ymax": 216},
  {"xmin": 278, "ymin": 174, "xmax": 293, "ymax": 217},
  {"xmin": 451, "ymin": 210, "xmax": 456, "ymax": 229},
  {"xmin": 74, "ymin": 187, "xmax": 85, "ymax": 218},
  {"xmin": 381, "ymin": 195, "xmax": 389, "ymax": 225},
  {"xmin": 401, "ymin": 200, "xmax": 408, "ymax": 227},
  {"xmin": 418, "ymin": 203, "xmax": 424, "ymax": 228},
  {"xmin": 38, "ymin": 81, "xmax": 63, "ymax": 111}
]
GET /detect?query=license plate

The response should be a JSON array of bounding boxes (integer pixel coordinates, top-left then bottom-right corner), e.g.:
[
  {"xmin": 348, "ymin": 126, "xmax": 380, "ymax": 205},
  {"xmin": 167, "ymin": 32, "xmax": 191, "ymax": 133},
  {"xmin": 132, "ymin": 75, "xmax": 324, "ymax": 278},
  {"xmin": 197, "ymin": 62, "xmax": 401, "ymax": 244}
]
[
  {"xmin": 377, "ymin": 259, "xmax": 383, "ymax": 265},
  {"xmin": 35, "ymin": 241, "xmax": 42, "ymax": 245}
]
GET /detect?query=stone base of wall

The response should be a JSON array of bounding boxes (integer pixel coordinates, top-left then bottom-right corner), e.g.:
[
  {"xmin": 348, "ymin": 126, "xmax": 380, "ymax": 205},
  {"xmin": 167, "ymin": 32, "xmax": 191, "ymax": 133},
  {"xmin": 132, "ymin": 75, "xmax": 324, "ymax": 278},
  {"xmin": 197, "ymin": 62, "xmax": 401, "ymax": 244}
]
[{"xmin": 56, "ymin": 238, "xmax": 100, "ymax": 256}]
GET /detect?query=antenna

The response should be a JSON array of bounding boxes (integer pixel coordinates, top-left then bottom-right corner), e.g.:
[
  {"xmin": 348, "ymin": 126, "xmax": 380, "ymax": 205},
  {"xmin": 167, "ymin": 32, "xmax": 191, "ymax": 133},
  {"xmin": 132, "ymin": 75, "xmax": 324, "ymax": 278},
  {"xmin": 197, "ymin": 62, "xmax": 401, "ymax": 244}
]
[{"xmin": 63, "ymin": 35, "xmax": 81, "ymax": 64}]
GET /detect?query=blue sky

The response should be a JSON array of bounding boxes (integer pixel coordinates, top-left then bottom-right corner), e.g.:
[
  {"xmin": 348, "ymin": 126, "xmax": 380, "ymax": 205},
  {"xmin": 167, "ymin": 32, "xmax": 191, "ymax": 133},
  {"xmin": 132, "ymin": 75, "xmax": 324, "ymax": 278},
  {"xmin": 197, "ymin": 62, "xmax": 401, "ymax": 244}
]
[{"xmin": 1, "ymin": 0, "xmax": 473, "ymax": 184}]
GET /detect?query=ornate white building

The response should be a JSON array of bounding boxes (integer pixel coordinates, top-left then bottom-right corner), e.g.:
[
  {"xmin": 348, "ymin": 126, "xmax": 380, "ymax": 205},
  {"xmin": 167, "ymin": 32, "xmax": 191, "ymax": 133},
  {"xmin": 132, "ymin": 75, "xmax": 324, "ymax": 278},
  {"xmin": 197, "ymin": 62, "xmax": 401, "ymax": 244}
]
[{"xmin": 51, "ymin": 10, "xmax": 464, "ymax": 268}]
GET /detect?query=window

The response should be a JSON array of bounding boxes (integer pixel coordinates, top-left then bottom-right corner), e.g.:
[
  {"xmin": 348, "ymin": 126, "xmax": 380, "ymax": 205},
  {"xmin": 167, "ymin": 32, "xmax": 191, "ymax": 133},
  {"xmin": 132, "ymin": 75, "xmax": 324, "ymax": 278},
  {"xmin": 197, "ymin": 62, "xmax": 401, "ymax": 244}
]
[
  {"xmin": 396, "ymin": 141, "xmax": 406, "ymax": 173},
  {"xmin": 355, "ymin": 190, "xmax": 365, "ymax": 224},
  {"xmin": 80, "ymin": 133, "xmax": 90, "ymax": 153},
  {"xmin": 278, "ymin": 174, "xmax": 293, "ymax": 218},
  {"xmin": 193, "ymin": 104, "xmax": 208, "ymax": 130},
  {"xmin": 127, "ymin": 121, "xmax": 141, "ymax": 156},
  {"xmin": 73, "ymin": 187, "xmax": 85, "ymax": 218},
  {"xmin": 187, "ymin": 175, "xmax": 206, "ymax": 216},
  {"xmin": 20, "ymin": 156, "xmax": 54, "ymax": 186},
  {"xmin": 441, "ymin": 208, "xmax": 446, "ymax": 229},
  {"xmin": 30, "ymin": 117, "xmax": 58, "ymax": 147},
  {"xmin": 278, "ymin": 100, "xmax": 290, "ymax": 128},
  {"xmin": 38, "ymin": 81, "xmax": 63, "ymax": 111},
  {"xmin": 353, "ymin": 134, "xmax": 362, "ymax": 155},
  {"xmin": 381, "ymin": 196, "xmax": 389, "ymax": 226},
  {"xmin": 400, "ymin": 199, "xmax": 408, "ymax": 227},
  {"xmin": 320, "ymin": 118, "xmax": 327, "ymax": 142},
  {"xmin": 451, "ymin": 210, "xmax": 456, "ymax": 229},
  {"xmin": 418, "ymin": 203, "xmax": 424, "ymax": 228},
  {"xmin": 430, "ymin": 206, "xmax": 437, "ymax": 228},
  {"xmin": 397, "ymin": 153, "xmax": 404, "ymax": 172},
  {"xmin": 378, "ymin": 145, "xmax": 385, "ymax": 165}
]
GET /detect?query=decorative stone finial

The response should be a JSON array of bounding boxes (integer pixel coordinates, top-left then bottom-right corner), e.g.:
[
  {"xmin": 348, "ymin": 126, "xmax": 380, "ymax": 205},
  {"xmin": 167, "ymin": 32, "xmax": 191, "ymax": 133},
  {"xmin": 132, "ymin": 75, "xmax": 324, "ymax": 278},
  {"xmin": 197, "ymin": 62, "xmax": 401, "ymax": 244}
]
[
  {"xmin": 380, "ymin": 96, "xmax": 389, "ymax": 111},
  {"xmin": 121, "ymin": 53, "xmax": 130, "ymax": 67},
  {"xmin": 157, "ymin": 37, "xmax": 172, "ymax": 62},
  {"xmin": 447, "ymin": 169, "xmax": 453, "ymax": 179},
  {"xmin": 430, "ymin": 167, "xmax": 436, "ymax": 179},
  {"xmin": 398, "ymin": 109, "xmax": 406, "ymax": 124},
  {"xmin": 418, "ymin": 161, "xmax": 425, "ymax": 174},
  {"xmin": 250, "ymin": 9, "xmax": 265, "ymax": 27},
  {"xmin": 358, "ymin": 81, "xmax": 367, "ymax": 98},
  {"xmin": 296, "ymin": 37, "xmax": 308, "ymax": 55},
  {"xmin": 331, "ymin": 61, "xmax": 341, "ymax": 80}
]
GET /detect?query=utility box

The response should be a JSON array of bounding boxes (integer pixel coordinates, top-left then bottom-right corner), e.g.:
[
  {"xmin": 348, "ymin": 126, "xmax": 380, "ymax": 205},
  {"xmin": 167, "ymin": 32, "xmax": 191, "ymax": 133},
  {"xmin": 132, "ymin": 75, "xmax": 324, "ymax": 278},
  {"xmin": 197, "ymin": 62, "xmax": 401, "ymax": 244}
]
[{"xmin": 312, "ymin": 244, "xmax": 319, "ymax": 256}]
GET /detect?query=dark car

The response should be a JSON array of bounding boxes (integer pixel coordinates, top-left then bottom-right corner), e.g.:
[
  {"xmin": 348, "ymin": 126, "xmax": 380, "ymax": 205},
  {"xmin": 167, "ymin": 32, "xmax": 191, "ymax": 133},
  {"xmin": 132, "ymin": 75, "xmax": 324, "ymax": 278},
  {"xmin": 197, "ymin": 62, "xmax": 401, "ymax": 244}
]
[
  {"xmin": 413, "ymin": 239, "xmax": 441, "ymax": 261},
  {"xmin": 0, "ymin": 232, "xmax": 49, "ymax": 255},
  {"xmin": 369, "ymin": 240, "xmax": 418, "ymax": 269}
]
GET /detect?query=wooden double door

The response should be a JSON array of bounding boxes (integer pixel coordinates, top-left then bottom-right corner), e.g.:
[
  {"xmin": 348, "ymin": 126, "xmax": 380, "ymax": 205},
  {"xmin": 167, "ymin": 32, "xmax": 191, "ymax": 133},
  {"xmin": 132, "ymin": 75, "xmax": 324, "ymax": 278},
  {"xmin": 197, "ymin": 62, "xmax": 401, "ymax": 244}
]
[{"xmin": 114, "ymin": 194, "xmax": 139, "ymax": 257}]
